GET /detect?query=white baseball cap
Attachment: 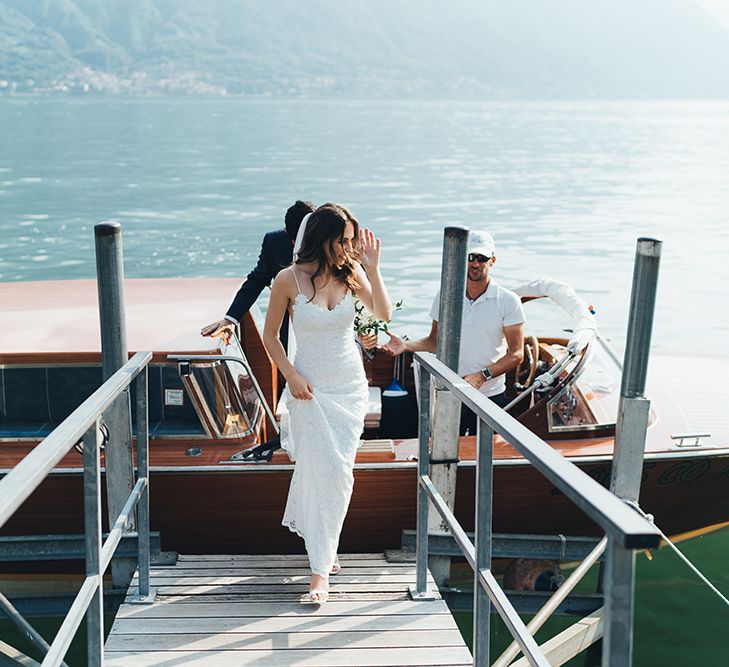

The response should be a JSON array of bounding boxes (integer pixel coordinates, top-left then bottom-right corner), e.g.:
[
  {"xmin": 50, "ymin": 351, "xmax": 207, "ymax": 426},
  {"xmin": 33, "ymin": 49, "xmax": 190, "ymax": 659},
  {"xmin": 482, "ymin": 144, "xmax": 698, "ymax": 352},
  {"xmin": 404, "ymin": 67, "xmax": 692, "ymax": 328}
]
[{"xmin": 468, "ymin": 230, "xmax": 495, "ymax": 257}]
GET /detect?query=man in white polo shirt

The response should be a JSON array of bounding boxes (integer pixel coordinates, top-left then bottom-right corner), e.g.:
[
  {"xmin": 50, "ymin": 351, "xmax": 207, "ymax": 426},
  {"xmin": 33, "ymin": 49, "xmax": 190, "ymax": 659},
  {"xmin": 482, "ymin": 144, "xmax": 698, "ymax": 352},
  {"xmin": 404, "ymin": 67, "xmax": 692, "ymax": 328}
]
[{"xmin": 382, "ymin": 230, "xmax": 525, "ymax": 435}]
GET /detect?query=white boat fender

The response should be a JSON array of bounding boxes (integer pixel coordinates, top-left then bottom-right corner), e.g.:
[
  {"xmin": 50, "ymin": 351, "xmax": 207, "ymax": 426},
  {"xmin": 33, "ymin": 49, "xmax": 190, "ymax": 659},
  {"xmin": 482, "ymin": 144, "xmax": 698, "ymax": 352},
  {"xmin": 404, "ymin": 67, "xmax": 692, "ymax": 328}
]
[{"xmin": 511, "ymin": 278, "xmax": 597, "ymax": 353}]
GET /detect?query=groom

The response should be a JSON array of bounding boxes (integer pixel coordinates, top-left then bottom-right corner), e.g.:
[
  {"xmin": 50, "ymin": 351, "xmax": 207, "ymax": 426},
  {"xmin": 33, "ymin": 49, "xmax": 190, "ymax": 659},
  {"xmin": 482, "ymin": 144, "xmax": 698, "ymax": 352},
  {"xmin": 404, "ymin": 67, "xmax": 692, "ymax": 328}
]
[
  {"xmin": 201, "ymin": 200, "xmax": 315, "ymax": 460},
  {"xmin": 201, "ymin": 199, "xmax": 316, "ymax": 350}
]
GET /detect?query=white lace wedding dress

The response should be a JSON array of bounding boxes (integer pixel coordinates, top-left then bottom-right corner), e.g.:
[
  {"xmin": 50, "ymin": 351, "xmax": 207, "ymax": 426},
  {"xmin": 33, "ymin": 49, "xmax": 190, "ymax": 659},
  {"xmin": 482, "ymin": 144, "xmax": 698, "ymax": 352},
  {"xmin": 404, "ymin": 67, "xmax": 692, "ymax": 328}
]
[{"xmin": 280, "ymin": 270, "xmax": 369, "ymax": 577}]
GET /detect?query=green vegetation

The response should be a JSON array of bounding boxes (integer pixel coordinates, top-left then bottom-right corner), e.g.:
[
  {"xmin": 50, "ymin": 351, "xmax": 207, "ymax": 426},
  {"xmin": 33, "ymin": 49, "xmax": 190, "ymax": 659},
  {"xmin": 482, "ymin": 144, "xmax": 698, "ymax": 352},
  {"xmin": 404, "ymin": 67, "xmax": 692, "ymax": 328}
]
[{"xmin": 1, "ymin": 0, "xmax": 729, "ymax": 97}]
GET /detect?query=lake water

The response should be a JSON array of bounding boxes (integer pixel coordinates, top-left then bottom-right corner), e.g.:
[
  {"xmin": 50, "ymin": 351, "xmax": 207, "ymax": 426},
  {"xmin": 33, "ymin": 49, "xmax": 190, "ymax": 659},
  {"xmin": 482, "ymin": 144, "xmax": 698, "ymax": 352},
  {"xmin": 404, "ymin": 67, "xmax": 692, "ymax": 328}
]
[
  {"xmin": 2, "ymin": 97, "xmax": 729, "ymax": 355},
  {"xmin": 1, "ymin": 96, "xmax": 728, "ymax": 663}
]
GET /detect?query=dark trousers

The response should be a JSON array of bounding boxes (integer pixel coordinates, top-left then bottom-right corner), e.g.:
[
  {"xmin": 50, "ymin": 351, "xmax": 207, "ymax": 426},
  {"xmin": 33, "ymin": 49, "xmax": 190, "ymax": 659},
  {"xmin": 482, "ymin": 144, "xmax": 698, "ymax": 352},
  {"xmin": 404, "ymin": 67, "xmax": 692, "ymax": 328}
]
[{"xmin": 459, "ymin": 391, "xmax": 509, "ymax": 436}]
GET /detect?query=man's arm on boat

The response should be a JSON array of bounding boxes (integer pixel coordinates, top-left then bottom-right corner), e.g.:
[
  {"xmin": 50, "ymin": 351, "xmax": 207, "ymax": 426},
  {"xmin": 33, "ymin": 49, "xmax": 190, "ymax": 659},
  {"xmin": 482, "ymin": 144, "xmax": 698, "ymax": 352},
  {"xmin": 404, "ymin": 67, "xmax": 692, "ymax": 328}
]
[
  {"xmin": 381, "ymin": 320, "xmax": 438, "ymax": 356},
  {"xmin": 201, "ymin": 232, "xmax": 279, "ymax": 341}
]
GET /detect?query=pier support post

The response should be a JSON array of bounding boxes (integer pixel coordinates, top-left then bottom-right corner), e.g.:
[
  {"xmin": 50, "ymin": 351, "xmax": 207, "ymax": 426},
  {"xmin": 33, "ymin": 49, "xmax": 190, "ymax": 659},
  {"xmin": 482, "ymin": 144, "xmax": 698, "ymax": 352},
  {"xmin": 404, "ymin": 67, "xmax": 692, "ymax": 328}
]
[
  {"xmin": 428, "ymin": 225, "xmax": 468, "ymax": 587},
  {"xmin": 95, "ymin": 221, "xmax": 136, "ymax": 588},
  {"xmin": 610, "ymin": 237, "xmax": 662, "ymax": 502},
  {"xmin": 604, "ymin": 237, "xmax": 662, "ymax": 666}
]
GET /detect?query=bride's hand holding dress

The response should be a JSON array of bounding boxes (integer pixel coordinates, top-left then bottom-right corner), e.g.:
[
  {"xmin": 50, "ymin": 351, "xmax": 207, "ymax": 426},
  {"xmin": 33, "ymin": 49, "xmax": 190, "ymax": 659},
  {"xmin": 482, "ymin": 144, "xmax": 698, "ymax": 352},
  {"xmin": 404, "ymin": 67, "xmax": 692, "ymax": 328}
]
[{"xmin": 287, "ymin": 370, "xmax": 313, "ymax": 400}]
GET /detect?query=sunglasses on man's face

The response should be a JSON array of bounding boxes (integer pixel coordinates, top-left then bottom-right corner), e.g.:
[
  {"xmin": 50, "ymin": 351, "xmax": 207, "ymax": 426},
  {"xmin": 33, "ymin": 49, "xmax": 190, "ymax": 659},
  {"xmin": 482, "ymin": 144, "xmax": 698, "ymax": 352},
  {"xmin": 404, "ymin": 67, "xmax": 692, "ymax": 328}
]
[{"xmin": 468, "ymin": 253, "xmax": 492, "ymax": 263}]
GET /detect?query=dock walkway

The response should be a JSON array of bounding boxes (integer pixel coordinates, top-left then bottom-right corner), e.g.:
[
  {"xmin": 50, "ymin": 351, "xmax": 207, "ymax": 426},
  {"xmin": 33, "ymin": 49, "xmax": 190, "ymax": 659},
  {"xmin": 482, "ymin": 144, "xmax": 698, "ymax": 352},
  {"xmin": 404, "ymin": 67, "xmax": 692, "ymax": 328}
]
[{"xmin": 104, "ymin": 552, "xmax": 472, "ymax": 666}]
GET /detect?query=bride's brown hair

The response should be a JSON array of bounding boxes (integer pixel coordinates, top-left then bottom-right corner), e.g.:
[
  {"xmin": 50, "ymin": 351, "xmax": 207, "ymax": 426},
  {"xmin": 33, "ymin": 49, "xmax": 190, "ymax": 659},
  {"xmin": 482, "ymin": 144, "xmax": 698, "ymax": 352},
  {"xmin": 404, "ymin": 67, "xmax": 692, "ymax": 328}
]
[{"xmin": 295, "ymin": 203, "xmax": 361, "ymax": 300}]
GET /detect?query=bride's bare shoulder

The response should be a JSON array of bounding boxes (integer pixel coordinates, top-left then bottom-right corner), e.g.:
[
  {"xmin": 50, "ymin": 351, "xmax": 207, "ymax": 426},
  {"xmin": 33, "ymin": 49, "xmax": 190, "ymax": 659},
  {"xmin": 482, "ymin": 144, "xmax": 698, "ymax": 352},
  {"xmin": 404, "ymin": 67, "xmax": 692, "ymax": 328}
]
[{"xmin": 272, "ymin": 267, "xmax": 299, "ymax": 296}]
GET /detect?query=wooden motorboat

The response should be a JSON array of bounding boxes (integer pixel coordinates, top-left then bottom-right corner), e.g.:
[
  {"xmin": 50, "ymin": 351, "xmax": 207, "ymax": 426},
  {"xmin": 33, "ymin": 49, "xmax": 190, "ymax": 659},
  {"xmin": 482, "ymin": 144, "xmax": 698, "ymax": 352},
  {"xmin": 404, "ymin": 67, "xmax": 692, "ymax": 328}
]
[{"xmin": 1, "ymin": 278, "xmax": 728, "ymax": 557}]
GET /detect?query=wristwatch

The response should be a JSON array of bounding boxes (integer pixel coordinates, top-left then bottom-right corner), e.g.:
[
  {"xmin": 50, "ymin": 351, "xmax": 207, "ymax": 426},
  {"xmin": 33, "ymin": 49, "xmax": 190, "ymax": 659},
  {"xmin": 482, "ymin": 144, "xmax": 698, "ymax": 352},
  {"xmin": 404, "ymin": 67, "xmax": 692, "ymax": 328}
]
[{"xmin": 481, "ymin": 368, "xmax": 492, "ymax": 382}]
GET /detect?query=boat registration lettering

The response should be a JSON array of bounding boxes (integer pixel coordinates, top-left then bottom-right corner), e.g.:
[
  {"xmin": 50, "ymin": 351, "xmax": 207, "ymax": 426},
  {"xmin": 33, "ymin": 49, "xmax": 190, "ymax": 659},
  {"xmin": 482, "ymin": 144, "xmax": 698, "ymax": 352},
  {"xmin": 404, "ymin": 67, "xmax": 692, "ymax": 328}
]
[{"xmin": 165, "ymin": 389, "xmax": 184, "ymax": 406}]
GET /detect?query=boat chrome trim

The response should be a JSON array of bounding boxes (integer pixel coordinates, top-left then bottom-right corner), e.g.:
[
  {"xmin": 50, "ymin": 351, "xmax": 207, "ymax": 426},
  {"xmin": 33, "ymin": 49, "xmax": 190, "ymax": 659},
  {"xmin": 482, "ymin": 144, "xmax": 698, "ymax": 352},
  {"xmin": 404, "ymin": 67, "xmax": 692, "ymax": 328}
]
[
  {"xmin": 6, "ymin": 446, "xmax": 728, "ymax": 476},
  {"xmin": 671, "ymin": 432, "xmax": 711, "ymax": 447}
]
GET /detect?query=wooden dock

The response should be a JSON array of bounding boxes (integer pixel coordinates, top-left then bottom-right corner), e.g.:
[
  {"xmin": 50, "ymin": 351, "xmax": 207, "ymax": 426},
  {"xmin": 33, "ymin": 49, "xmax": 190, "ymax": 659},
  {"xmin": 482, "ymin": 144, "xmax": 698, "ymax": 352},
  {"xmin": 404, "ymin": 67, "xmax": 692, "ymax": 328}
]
[{"xmin": 104, "ymin": 553, "xmax": 473, "ymax": 666}]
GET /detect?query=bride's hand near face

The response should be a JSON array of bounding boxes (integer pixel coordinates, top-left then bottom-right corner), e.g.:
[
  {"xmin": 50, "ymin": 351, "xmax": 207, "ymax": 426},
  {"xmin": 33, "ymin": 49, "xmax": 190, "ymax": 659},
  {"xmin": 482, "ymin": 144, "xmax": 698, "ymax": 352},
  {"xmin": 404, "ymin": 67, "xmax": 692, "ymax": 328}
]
[
  {"xmin": 354, "ymin": 226, "xmax": 391, "ymax": 323},
  {"xmin": 358, "ymin": 227, "xmax": 380, "ymax": 270}
]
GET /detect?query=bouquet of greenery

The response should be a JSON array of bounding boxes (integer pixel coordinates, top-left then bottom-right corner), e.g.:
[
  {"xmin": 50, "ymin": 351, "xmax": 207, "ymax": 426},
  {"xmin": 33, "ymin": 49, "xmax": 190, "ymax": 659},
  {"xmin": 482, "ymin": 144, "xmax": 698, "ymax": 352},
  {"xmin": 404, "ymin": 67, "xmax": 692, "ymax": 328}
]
[{"xmin": 353, "ymin": 295, "xmax": 403, "ymax": 352}]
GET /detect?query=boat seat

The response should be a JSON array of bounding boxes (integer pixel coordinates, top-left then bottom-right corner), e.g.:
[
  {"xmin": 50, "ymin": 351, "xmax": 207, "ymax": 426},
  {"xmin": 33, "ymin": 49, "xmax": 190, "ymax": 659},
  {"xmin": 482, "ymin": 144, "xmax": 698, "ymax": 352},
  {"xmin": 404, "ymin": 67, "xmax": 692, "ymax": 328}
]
[{"xmin": 275, "ymin": 385, "xmax": 382, "ymax": 430}]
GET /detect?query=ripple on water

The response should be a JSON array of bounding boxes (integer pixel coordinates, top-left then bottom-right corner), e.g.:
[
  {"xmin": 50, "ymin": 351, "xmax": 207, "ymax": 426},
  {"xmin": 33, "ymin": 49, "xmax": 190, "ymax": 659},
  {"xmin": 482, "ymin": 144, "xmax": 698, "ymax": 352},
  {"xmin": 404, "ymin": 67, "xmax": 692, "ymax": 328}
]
[
  {"xmin": 187, "ymin": 194, "xmax": 233, "ymax": 201},
  {"xmin": 117, "ymin": 210, "xmax": 179, "ymax": 220}
]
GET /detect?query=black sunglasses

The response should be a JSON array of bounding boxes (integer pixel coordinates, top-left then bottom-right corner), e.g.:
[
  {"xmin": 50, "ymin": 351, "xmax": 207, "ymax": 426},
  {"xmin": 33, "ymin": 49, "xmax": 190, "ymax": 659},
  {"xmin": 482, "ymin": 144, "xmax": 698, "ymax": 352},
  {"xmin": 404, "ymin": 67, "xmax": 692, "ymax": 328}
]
[{"xmin": 468, "ymin": 253, "xmax": 492, "ymax": 263}]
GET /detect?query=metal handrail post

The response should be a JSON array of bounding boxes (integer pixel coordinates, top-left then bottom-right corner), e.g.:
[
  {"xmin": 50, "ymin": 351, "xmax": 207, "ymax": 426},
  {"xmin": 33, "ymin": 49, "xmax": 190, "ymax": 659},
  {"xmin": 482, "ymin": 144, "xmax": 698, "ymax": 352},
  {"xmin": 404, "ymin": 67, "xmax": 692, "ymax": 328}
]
[
  {"xmin": 604, "ymin": 238, "xmax": 661, "ymax": 664},
  {"xmin": 610, "ymin": 237, "xmax": 662, "ymax": 501},
  {"xmin": 83, "ymin": 421, "xmax": 103, "ymax": 667},
  {"xmin": 436, "ymin": 226, "xmax": 469, "ymax": 369},
  {"xmin": 94, "ymin": 222, "xmax": 128, "ymax": 378},
  {"xmin": 620, "ymin": 237, "xmax": 662, "ymax": 400},
  {"xmin": 95, "ymin": 221, "xmax": 136, "ymax": 588},
  {"xmin": 603, "ymin": 536, "xmax": 636, "ymax": 665},
  {"xmin": 473, "ymin": 418, "xmax": 494, "ymax": 666},
  {"xmin": 429, "ymin": 225, "xmax": 469, "ymax": 587},
  {"xmin": 135, "ymin": 367, "xmax": 152, "ymax": 601},
  {"xmin": 410, "ymin": 365, "xmax": 434, "ymax": 600}
]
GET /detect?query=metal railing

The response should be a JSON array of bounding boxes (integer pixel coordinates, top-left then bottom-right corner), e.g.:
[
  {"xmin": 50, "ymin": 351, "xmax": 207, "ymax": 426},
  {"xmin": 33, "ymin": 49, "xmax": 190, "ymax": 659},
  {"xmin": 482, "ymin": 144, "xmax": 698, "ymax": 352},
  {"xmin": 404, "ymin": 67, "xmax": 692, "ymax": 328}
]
[
  {"xmin": 0, "ymin": 351, "xmax": 153, "ymax": 667},
  {"xmin": 411, "ymin": 351, "xmax": 661, "ymax": 667}
]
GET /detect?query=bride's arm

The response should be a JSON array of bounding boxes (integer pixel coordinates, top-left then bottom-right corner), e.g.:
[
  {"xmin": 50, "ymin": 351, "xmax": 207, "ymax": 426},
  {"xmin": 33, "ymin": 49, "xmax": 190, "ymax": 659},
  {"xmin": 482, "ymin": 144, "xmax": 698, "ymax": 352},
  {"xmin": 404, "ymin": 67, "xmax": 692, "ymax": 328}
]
[
  {"xmin": 262, "ymin": 271, "xmax": 313, "ymax": 400},
  {"xmin": 354, "ymin": 227, "xmax": 392, "ymax": 322}
]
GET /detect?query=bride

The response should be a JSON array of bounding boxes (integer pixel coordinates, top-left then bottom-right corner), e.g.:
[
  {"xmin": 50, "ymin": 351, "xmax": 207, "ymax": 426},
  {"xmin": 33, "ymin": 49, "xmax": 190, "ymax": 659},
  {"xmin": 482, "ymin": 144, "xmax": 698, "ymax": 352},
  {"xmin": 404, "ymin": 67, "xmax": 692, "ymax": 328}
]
[{"xmin": 262, "ymin": 203, "xmax": 392, "ymax": 603}]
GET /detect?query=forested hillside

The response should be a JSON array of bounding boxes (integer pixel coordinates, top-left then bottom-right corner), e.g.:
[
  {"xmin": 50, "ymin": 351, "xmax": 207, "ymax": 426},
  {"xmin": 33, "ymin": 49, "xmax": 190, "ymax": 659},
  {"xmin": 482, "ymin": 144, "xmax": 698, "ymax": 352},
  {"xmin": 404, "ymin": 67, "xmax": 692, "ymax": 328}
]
[{"xmin": 2, "ymin": 0, "xmax": 728, "ymax": 97}]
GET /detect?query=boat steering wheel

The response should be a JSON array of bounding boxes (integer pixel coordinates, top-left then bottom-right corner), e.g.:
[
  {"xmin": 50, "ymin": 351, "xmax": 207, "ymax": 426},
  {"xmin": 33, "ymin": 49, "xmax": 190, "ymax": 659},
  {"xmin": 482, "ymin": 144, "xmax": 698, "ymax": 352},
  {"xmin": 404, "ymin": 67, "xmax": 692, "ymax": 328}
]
[{"xmin": 516, "ymin": 335, "xmax": 540, "ymax": 388}]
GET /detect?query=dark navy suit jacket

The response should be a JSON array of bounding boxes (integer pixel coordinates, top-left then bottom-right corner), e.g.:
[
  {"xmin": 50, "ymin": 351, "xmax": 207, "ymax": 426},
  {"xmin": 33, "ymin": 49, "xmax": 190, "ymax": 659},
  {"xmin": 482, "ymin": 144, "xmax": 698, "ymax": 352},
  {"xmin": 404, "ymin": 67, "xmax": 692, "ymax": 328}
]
[{"xmin": 226, "ymin": 229, "xmax": 293, "ymax": 351}]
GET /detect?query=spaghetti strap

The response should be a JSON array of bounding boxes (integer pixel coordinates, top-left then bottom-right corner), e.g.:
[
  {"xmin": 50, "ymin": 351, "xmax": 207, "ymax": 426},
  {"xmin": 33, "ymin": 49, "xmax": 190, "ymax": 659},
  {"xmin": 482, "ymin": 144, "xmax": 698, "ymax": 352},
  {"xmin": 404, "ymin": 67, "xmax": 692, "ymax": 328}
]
[{"xmin": 289, "ymin": 267, "xmax": 302, "ymax": 295}]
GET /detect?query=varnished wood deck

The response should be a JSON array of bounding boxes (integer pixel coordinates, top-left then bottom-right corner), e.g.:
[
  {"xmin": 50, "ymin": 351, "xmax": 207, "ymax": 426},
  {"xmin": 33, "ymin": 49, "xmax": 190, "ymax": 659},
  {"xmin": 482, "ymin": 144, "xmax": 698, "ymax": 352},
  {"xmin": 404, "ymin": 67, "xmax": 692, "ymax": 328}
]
[{"xmin": 104, "ymin": 553, "xmax": 472, "ymax": 666}]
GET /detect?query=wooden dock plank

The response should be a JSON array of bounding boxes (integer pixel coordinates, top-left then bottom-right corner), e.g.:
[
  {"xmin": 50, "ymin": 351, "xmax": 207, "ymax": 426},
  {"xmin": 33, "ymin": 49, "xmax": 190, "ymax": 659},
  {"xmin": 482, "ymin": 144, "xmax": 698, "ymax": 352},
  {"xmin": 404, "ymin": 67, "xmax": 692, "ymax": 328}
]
[
  {"xmin": 107, "ymin": 553, "xmax": 470, "ymax": 666},
  {"xmin": 105, "ymin": 628, "xmax": 466, "ymax": 651},
  {"xmin": 105, "ymin": 647, "xmax": 473, "ymax": 666},
  {"xmin": 110, "ymin": 614, "xmax": 457, "ymax": 634},
  {"xmin": 163, "ymin": 558, "xmax": 396, "ymax": 569},
  {"xmin": 132, "ymin": 583, "xmax": 428, "ymax": 594},
  {"xmin": 136, "ymin": 573, "xmax": 434, "ymax": 585},
  {"xmin": 145, "ymin": 592, "xmax": 415, "ymax": 603},
  {"xmin": 115, "ymin": 598, "xmax": 451, "ymax": 619},
  {"xmin": 175, "ymin": 553, "xmax": 387, "ymax": 562},
  {"xmin": 143, "ymin": 566, "xmax": 420, "ymax": 576},
  {"xmin": 139, "ymin": 577, "xmax": 432, "ymax": 587}
]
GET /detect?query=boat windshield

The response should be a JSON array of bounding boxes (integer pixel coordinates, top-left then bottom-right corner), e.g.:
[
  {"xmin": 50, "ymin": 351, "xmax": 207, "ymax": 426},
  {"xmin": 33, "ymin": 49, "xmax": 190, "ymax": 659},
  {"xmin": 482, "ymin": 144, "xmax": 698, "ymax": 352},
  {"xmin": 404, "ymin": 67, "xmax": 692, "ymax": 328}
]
[
  {"xmin": 546, "ymin": 336, "xmax": 621, "ymax": 433},
  {"xmin": 0, "ymin": 364, "xmax": 206, "ymax": 439},
  {"xmin": 176, "ymin": 335, "xmax": 263, "ymax": 440}
]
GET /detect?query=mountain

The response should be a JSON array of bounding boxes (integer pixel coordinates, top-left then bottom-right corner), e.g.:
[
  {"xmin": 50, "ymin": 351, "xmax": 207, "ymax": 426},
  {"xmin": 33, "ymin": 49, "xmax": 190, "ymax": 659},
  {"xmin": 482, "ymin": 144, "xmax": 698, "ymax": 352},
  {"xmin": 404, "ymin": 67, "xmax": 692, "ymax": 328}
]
[{"xmin": 1, "ymin": 0, "xmax": 729, "ymax": 97}]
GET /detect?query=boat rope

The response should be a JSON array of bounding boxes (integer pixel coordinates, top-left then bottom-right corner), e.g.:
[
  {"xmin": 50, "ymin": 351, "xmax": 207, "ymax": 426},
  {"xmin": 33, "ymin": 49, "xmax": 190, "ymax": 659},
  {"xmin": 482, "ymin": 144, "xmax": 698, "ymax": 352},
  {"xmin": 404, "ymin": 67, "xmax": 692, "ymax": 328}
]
[{"xmin": 627, "ymin": 500, "xmax": 729, "ymax": 609}]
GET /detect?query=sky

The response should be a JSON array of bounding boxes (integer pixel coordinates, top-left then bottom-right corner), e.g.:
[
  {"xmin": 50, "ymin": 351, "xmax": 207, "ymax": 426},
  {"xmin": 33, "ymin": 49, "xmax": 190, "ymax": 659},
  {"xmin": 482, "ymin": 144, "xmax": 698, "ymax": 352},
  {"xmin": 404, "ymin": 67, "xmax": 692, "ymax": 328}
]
[{"xmin": 695, "ymin": 0, "xmax": 729, "ymax": 26}]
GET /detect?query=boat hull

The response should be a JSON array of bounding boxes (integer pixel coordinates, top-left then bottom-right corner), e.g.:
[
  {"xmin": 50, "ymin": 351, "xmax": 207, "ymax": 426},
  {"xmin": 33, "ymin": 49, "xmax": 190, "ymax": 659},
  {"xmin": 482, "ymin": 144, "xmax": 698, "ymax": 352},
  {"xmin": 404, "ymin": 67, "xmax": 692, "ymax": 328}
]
[{"xmin": 2, "ymin": 452, "xmax": 728, "ymax": 557}]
